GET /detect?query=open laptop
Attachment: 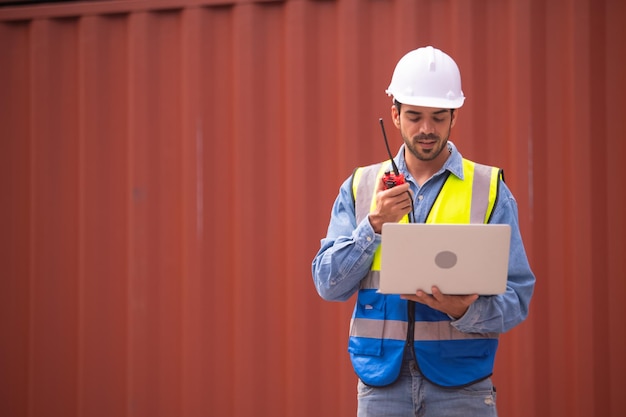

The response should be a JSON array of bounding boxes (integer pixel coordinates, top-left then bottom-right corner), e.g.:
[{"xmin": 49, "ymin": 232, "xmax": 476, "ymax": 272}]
[{"xmin": 378, "ymin": 223, "xmax": 511, "ymax": 295}]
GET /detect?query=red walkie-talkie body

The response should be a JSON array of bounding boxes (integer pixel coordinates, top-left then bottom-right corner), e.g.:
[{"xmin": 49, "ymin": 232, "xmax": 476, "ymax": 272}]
[{"xmin": 382, "ymin": 171, "xmax": 405, "ymax": 189}]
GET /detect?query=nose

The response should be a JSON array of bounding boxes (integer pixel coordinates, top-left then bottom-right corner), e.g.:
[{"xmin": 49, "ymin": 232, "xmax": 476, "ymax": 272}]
[{"xmin": 419, "ymin": 119, "xmax": 436, "ymax": 135}]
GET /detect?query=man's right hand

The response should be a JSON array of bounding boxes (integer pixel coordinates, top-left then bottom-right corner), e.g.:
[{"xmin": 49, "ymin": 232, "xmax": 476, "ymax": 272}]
[{"xmin": 368, "ymin": 182, "xmax": 413, "ymax": 233}]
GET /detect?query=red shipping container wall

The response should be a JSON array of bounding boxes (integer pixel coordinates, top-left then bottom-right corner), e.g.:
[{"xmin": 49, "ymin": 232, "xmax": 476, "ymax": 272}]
[{"xmin": 1, "ymin": 0, "xmax": 625, "ymax": 416}]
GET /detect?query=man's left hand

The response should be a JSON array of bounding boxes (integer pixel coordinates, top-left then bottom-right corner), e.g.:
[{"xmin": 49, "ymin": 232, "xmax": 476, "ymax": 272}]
[{"xmin": 401, "ymin": 286, "xmax": 479, "ymax": 319}]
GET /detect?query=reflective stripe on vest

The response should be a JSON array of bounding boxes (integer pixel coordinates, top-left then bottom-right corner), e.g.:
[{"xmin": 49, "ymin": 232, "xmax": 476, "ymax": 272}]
[{"xmin": 350, "ymin": 317, "xmax": 499, "ymax": 341}]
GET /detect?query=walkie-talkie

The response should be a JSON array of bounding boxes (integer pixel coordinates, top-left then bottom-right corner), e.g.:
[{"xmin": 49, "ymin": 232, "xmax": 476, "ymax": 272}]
[{"xmin": 379, "ymin": 118, "xmax": 405, "ymax": 189}]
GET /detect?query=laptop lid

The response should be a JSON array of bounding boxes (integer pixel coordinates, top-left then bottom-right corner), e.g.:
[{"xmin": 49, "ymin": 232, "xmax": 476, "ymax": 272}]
[{"xmin": 378, "ymin": 223, "xmax": 511, "ymax": 295}]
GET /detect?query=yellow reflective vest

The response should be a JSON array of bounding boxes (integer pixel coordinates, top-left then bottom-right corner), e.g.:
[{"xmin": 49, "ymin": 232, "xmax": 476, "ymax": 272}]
[{"xmin": 348, "ymin": 158, "xmax": 503, "ymax": 387}]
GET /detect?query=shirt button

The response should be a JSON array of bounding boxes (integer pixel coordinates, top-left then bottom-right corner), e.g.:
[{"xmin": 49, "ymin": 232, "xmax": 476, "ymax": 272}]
[
  {"xmin": 417, "ymin": 195, "xmax": 424, "ymax": 201},
  {"xmin": 366, "ymin": 236, "xmax": 372, "ymax": 242}
]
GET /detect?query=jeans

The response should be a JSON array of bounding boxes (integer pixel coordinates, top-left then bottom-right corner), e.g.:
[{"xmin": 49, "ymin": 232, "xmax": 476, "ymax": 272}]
[{"xmin": 357, "ymin": 353, "xmax": 498, "ymax": 417}]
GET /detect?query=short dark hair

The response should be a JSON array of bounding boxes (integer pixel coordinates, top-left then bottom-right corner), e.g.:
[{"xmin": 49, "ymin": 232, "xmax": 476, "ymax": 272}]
[{"xmin": 393, "ymin": 99, "xmax": 402, "ymax": 113}]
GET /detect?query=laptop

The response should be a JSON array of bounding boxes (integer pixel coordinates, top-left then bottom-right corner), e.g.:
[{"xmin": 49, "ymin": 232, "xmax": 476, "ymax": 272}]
[{"xmin": 378, "ymin": 223, "xmax": 511, "ymax": 295}]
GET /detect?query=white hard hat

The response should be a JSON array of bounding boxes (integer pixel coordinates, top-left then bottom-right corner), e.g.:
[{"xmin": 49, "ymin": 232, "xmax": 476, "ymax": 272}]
[{"xmin": 385, "ymin": 46, "xmax": 465, "ymax": 109}]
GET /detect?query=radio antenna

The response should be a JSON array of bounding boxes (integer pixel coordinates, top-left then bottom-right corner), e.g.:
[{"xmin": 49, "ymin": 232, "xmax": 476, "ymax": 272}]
[{"xmin": 379, "ymin": 118, "xmax": 400, "ymax": 175}]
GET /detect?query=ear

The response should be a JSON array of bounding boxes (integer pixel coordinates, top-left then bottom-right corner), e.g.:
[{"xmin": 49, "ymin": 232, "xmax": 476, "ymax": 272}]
[{"xmin": 391, "ymin": 105, "xmax": 401, "ymax": 128}]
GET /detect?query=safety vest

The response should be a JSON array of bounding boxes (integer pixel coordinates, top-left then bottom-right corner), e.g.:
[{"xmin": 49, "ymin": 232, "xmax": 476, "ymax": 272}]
[{"xmin": 348, "ymin": 158, "xmax": 503, "ymax": 387}]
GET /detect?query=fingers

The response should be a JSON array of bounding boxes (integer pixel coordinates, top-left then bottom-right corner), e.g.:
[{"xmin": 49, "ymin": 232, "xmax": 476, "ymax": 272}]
[
  {"xmin": 377, "ymin": 183, "xmax": 412, "ymax": 214},
  {"xmin": 401, "ymin": 287, "xmax": 479, "ymax": 319},
  {"xmin": 431, "ymin": 287, "xmax": 478, "ymax": 305}
]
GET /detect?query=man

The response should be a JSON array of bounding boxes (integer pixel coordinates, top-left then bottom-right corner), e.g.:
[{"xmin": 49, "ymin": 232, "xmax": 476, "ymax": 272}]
[{"xmin": 311, "ymin": 46, "xmax": 535, "ymax": 417}]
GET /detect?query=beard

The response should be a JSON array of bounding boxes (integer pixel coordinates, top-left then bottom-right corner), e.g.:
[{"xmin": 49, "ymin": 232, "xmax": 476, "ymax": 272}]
[{"xmin": 403, "ymin": 132, "xmax": 450, "ymax": 162}]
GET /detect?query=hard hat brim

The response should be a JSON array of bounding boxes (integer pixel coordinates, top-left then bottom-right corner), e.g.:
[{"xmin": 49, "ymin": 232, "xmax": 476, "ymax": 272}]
[{"xmin": 388, "ymin": 92, "xmax": 465, "ymax": 109}]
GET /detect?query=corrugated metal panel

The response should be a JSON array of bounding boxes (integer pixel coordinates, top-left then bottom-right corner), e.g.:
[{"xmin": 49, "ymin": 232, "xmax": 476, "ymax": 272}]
[{"xmin": 1, "ymin": 0, "xmax": 625, "ymax": 416}]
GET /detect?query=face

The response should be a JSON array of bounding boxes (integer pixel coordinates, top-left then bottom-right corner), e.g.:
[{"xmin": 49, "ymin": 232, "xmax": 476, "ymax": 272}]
[{"xmin": 391, "ymin": 103, "xmax": 457, "ymax": 163}]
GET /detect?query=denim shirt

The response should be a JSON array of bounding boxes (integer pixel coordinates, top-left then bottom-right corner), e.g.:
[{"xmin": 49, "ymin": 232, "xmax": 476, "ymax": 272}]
[{"xmin": 312, "ymin": 142, "xmax": 535, "ymax": 335}]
